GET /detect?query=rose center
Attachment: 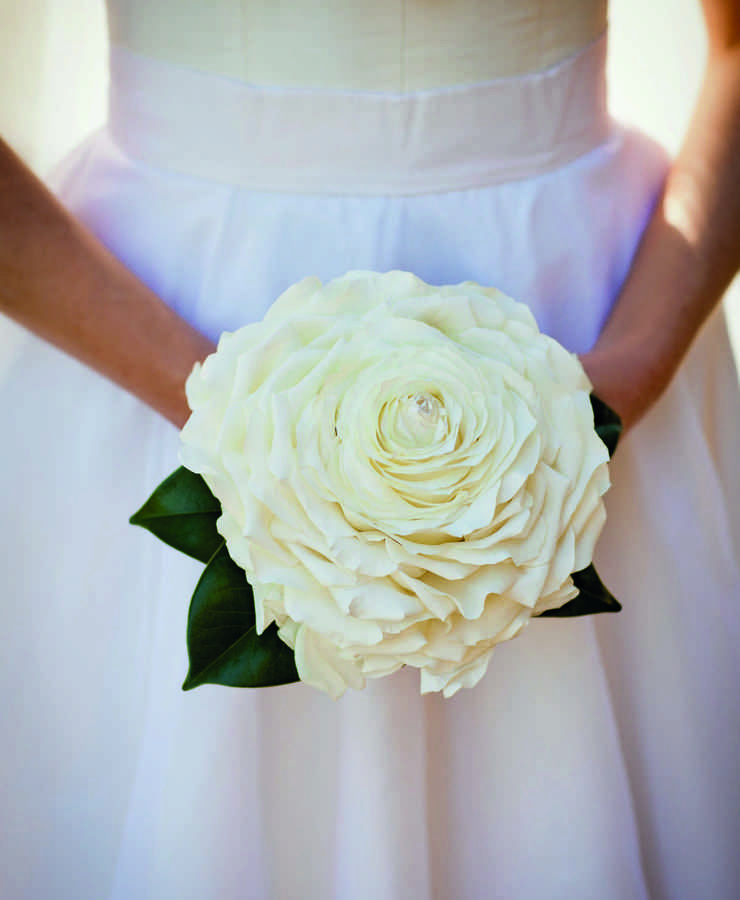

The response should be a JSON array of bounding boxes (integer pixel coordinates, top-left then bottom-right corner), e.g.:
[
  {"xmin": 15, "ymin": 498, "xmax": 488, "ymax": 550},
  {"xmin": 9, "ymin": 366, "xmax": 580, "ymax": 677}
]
[
  {"xmin": 387, "ymin": 391, "xmax": 445, "ymax": 448},
  {"xmin": 413, "ymin": 391, "xmax": 438, "ymax": 419},
  {"xmin": 411, "ymin": 391, "xmax": 440, "ymax": 421}
]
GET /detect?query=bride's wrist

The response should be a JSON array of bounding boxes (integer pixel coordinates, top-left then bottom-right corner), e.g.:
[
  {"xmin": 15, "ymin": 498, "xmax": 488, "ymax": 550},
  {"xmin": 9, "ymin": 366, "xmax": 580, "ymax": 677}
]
[
  {"xmin": 154, "ymin": 329, "xmax": 215, "ymax": 429},
  {"xmin": 579, "ymin": 333, "xmax": 674, "ymax": 431}
]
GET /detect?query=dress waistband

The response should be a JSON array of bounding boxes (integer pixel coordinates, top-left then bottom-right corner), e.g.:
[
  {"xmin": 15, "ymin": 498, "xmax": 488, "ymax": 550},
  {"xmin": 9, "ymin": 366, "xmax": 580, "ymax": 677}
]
[{"xmin": 107, "ymin": 31, "xmax": 612, "ymax": 196}]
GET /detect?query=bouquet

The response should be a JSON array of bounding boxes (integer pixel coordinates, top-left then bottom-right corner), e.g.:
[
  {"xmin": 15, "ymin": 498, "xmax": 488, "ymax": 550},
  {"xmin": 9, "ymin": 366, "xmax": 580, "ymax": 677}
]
[{"xmin": 131, "ymin": 271, "xmax": 621, "ymax": 698}]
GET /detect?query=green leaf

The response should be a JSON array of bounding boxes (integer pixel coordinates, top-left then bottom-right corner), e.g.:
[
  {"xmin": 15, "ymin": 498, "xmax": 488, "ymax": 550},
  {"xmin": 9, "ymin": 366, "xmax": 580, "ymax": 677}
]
[
  {"xmin": 590, "ymin": 393, "xmax": 623, "ymax": 458},
  {"xmin": 536, "ymin": 563, "xmax": 622, "ymax": 618},
  {"xmin": 182, "ymin": 544, "xmax": 299, "ymax": 690},
  {"xmin": 129, "ymin": 466, "xmax": 222, "ymax": 563}
]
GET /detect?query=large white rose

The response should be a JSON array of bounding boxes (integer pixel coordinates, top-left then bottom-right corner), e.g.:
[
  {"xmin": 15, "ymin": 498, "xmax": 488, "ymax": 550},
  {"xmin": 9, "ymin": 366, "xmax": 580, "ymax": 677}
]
[{"xmin": 180, "ymin": 271, "xmax": 610, "ymax": 698}]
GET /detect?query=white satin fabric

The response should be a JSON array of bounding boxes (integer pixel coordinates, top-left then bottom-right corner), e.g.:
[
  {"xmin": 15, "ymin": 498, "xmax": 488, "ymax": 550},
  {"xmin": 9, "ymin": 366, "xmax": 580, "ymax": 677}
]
[
  {"xmin": 106, "ymin": 0, "xmax": 607, "ymax": 89},
  {"xmin": 1, "ymin": 25, "xmax": 739, "ymax": 900},
  {"xmin": 108, "ymin": 33, "xmax": 611, "ymax": 195}
]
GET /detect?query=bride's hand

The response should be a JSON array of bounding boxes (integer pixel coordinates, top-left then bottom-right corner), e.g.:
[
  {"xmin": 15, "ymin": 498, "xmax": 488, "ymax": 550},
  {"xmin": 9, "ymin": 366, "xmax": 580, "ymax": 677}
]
[{"xmin": 579, "ymin": 336, "xmax": 671, "ymax": 433}]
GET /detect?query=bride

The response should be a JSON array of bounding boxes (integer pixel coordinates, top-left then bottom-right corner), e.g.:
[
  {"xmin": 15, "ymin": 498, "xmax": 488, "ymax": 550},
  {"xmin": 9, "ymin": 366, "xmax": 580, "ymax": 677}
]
[{"xmin": 1, "ymin": 1, "xmax": 739, "ymax": 897}]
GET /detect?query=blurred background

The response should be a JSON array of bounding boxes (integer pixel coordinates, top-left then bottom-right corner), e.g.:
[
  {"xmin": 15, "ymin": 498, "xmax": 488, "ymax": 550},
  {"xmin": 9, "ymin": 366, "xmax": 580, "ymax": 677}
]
[{"xmin": 0, "ymin": 0, "xmax": 738, "ymax": 363}]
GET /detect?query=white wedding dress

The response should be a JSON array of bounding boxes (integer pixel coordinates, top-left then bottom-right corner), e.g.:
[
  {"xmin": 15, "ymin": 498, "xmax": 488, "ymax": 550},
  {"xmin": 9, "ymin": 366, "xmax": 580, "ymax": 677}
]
[{"xmin": 2, "ymin": 2, "xmax": 739, "ymax": 899}]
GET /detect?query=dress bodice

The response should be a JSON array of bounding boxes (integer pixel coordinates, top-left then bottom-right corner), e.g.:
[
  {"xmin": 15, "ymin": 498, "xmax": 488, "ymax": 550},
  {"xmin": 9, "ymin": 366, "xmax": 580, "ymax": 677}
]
[{"xmin": 106, "ymin": 0, "xmax": 607, "ymax": 90}]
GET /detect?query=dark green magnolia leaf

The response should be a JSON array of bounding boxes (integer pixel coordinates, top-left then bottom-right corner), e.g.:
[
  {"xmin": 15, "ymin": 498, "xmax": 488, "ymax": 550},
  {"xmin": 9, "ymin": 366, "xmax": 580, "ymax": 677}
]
[
  {"xmin": 536, "ymin": 563, "xmax": 622, "ymax": 618},
  {"xmin": 129, "ymin": 466, "xmax": 222, "ymax": 563},
  {"xmin": 590, "ymin": 393, "xmax": 623, "ymax": 458},
  {"xmin": 182, "ymin": 543, "xmax": 299, "ymax": 691}
]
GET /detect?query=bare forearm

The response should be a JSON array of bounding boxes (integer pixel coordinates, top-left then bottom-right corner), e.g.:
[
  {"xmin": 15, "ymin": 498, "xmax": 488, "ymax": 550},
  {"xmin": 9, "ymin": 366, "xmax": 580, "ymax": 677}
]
[
  {"xmin": 0, "ymin": 138, "xmax": 214, "ymax": 427},
  {"xmin": 582, "ymin": 42, "xmax": 740, "ymax": 427}
]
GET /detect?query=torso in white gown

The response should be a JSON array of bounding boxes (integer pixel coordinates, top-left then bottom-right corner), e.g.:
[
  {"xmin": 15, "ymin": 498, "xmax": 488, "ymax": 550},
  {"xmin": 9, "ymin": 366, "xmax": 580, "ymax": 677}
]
[{"xmin": 2, "ymin": 2, "xmax": 739, "ymax": 899}]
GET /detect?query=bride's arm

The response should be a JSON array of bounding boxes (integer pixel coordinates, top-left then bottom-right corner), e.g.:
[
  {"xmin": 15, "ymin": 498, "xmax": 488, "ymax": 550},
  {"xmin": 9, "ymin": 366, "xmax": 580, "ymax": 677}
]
[
  {"xmin": 580, "ymin": 0, "xmax": 740, "ymax": 430},
  {"xmin": 0, "ymin": 137, "xmax": 215, "ymax": 427}
]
